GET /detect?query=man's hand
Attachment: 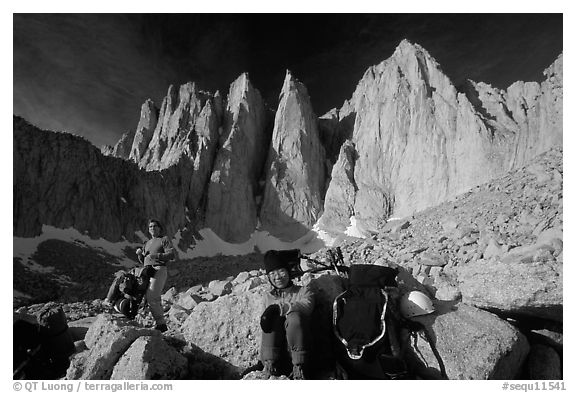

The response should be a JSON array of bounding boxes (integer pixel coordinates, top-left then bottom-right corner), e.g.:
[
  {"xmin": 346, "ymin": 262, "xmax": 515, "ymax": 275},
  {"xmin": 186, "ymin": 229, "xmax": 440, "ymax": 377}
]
[{"xmin": 260, "ymin": 304, "xmax": 281, "ymax": 333}]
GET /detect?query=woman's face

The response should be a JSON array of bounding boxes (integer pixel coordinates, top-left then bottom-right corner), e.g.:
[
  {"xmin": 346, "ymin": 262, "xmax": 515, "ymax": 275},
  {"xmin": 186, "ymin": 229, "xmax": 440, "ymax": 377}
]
[
  {"xmin": 148, "ymin": 222, "xmax": 161, "ymax": 237},
  {"xmin": 268, "ymin": 268, "xmax": 290, "ymax": 289}
]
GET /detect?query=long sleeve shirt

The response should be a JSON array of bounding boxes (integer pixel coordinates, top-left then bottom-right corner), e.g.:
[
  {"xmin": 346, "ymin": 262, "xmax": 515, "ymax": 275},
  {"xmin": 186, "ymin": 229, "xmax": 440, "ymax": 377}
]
[{"xmin": 142, "ymin": 236, "xmax": 175, "ymax": 267}]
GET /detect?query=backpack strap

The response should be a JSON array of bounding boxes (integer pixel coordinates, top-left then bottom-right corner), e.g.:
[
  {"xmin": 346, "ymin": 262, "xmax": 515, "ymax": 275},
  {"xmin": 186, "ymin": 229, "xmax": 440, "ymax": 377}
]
[{"xmin": 404, "ymin": 319, "xmax": 448, "ymax": 380}]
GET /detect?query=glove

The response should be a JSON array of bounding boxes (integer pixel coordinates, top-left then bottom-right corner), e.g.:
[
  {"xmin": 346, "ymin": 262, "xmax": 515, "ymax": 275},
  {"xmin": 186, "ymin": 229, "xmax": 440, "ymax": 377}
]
[
  {"xmin": 150, "ymin": 253, "xmax": 164, "ymax": 261},
  {"xmin": 260, "ymin": 304, "xmax": 281, "ymax": 333}
]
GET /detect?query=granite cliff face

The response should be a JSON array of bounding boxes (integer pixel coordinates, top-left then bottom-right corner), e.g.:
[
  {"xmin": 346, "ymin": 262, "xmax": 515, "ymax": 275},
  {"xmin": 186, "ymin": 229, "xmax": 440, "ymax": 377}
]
[
  {"xmin": 13, "ymin": 117, "xmax": 190, "ymax": 241},
  {"xmin": 14, "ymin": 40, "xmax": 562, "ymax": 245},
  {"xmin": 205, "ymin": 73, "xmax": 269, "ymax": 243},
  {"xmin": 317, "ymin": 40, "xmax": 562, "ymax": 233},
  {"xmin": 260, "ymin": 71, "xmax": 326, "ymax": 241}
]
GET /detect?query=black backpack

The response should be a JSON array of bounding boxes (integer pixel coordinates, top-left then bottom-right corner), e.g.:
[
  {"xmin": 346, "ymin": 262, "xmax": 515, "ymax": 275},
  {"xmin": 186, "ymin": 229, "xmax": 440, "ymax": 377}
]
[
  {"xmin": 333, "ymin": 264, "xmax": 408, "ymax": 379},
  {"xmin": 333, "ymin": 264, "xmax": 448, "ymax": 380}
]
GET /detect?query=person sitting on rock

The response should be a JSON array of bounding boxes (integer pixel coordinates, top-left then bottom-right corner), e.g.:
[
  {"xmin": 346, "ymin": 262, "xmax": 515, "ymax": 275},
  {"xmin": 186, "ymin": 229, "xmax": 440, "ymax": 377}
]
[{"xmin": 259, "ymin": 250, "xmax": 315, "ymax": 380}]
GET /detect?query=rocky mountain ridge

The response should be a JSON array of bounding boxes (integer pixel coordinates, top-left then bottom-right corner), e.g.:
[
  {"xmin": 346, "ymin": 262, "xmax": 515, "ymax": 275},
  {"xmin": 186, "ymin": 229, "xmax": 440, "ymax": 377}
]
[{"xmin": 14, "ymin": 39, "xmax": 562, "ymax": 249}]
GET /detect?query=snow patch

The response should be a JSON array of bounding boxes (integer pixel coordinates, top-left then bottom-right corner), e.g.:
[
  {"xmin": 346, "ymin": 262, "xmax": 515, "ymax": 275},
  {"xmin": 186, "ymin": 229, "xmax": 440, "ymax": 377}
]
[
  {"xmin": 14, "ymin": 222, "xmax": 337, "ymax": 267},
  {"xmin": 344, "ymin": 216, "xmax": 369, "ymax": 239},
  {"xmin": 176, "ymin": 227, "xmax": 327, "ymax": 258},
  {"xmin": 14, "ymin": 289, "xmax": 32, "ymax": 300},
  {"xmin": 13, "ymin": 225, "xmax": 140, "ymax": 270}
]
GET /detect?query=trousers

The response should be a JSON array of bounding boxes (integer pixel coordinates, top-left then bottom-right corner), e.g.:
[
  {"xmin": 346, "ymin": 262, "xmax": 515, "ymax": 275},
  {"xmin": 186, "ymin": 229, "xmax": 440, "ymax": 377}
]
[
  {"xmin": 260, "ymin": 311, "xmax": 310, "ymax": 365},
  {"xmin": 146, "ymin": 266, "xmax": 167, "ymax": 325}
]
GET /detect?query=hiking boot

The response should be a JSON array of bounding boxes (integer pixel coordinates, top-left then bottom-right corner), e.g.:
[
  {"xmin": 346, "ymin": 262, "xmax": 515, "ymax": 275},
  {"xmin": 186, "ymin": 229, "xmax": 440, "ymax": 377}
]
[
  {"xmin": 291, "ymin": 364, "xmax": 305, "ymax": 380},
  {"xmin": 155, "ymin": 323, "xmax": 168, "ymax": 333},
  {"xmin": 262, "ymin": 360, "xmax": 278, "ymax": 378}
]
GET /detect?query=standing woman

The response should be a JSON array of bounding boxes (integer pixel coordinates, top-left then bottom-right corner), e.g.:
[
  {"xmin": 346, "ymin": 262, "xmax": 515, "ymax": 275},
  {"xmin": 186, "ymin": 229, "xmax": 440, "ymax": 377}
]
[{"xmin": 136, "ymin": 219, "xmax": 175, "ymax": 332}]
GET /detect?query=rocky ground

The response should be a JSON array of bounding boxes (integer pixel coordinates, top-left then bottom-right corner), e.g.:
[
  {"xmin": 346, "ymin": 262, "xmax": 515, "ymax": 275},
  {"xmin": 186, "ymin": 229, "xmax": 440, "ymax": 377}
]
[{"xmin": 14, "ymin": 147, "xmax": 562, "ymax": 380}]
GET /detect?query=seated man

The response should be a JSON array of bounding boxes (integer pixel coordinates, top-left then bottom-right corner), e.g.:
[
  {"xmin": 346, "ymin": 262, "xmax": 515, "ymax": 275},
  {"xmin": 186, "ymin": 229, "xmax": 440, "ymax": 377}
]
[{"xmin": 259, "ymin": 250, "xmax": 315, "ymax": 380}]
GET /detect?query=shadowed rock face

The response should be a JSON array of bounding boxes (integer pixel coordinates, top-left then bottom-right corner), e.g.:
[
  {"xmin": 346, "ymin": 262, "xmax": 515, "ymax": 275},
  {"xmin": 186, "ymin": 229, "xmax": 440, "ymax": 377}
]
[
  {"xmin": 318, "ymin": 40, "xmax": 563, "ymax": 233},
  {"xmin": 13, "ymin": 117, "xmax": 191, "ymax": 242},
  {"xmin": 259, "ymin": 71, "xmax": 326, "ymax": 241},
  {"xmin": 205, "ymin": 73, "xmax": 269, "ymax": 243}
]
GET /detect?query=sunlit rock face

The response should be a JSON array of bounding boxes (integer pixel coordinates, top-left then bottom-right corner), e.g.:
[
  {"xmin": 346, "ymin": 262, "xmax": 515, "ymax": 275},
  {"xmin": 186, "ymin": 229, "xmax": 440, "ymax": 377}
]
[
  {"xmin": 318, "ymin": 40, "xmax": 562, "ymax": 233},
  {"xmin": 259, "ymin": 71, "xmax": 326, "ymax": 241}
]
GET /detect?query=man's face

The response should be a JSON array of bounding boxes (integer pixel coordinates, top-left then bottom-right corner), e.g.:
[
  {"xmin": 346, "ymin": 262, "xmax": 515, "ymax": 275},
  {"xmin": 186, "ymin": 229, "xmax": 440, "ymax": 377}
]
[
  {"xmin": 148, "ymin": 222, "xmax": 161, "ymax": 237},
  {"xmin": 268, "ymin": 268, "xmax": 290, "ymax": 289}
]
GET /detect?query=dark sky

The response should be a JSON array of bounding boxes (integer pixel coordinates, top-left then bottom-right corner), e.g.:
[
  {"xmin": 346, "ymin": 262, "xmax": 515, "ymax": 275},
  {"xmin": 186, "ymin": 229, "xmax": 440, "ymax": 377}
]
[{"xmin": 13, "ymin": 14, "xmax": 563, "ymax": 148}]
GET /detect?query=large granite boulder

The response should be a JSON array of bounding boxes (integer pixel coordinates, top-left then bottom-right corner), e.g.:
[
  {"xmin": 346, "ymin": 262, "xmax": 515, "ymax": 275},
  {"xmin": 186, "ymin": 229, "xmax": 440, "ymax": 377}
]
[
  {"xmin": 525, "ymin": 344, "xmax": 562, "ymax": 380},
  {"xmin": 404, "ymin": 302, "xmax": 530, "ymax": 379},
  {"xmin": 180, "ymin": 285, "xmax": 267, "ymax": 374},
  {"xmin": 456, "ymin": 250, "xmax": 562, "ymax": 322},
  {"xmin": 65, "ymin": 314, "xmax": 159, "ymax": 380},
  {"xmin": 111, "ymin": 336, "xmax": 188, "ymax": 380}
]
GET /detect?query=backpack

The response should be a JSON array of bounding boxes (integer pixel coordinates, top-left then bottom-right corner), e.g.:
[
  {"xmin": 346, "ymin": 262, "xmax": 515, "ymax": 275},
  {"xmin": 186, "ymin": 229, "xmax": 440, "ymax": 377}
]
[
  {"xmin": 106, "ymin": 266, "xmax": 155, "ymax": 319},
  {"xmin": 333, "ymin": 264, "xmax": 448, "ymax": 380},
  {"xmin": 332, "ymin": 264, "xmax": 408, "ymax": 379}
]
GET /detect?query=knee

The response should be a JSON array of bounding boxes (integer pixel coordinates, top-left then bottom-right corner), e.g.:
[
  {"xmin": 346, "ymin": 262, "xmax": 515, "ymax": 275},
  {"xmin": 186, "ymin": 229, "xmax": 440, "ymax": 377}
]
[
  {"xmin": 146, "ymin": 291, "xmax": 160, "ymax": 304},
  {"xmin": 285, "ymin": 312, "xmax": 304, "ymax": 329}
]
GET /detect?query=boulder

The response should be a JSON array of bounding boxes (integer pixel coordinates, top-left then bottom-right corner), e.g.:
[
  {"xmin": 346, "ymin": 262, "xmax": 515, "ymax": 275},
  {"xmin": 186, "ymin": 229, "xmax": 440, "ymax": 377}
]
[
  {"xmin": 208, "ymin": 280, "xmax": 233, "ymax": 297},
  {"xmin": 161, "ymin": 287, "xmax": 179, "ymax": 305},
  {"xmin": 457, "ymin": 255, "xmax": 562, "ymax": 322},
  {"xmin": 180, "ymin": 286, "xmax": 267, "ymax": 373},
  {"xmin": 232, "ymin": 277, "xmax": 264, "ymax": 294},
  {"xmin": 483, "ymin": 238, "xmax": 503, "ymax": 259},
  {"xmin": 66, "ymin": 314, "xmax": 159, "ymax": 379},
  {"xmin": 403, "ymin": 302, "xmax": 529, "ymax": 379},
  {"xmin": 434, "ymin": 281, "xmax": 462, "ymax": 302},
  {"xmin": 233, "ymin": 271, "xmax": 250, "ymax": 285},
  {"xmin": 525, "ymin": 344, "xmax": 562, "ymax": 380},
  {"xmin": 111, "ymin": 336, "xmax": 188, "ymax": 379},
  {"xmin": 176, "ymin": 293, "xmax": 200, "ymax": 311},
  {"xmin": 68, "ymin": 316, "xmax": 97, "ymax": 341},
  {"xmin": 418, "ymin": 252, "xmax": 447, "ymax": 267}
]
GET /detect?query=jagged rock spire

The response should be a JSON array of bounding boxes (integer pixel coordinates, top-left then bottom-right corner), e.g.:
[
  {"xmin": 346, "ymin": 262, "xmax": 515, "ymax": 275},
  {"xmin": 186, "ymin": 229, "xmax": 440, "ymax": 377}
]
[
  {"xmin": 259, "ymin": 70, "xmax": 326, "ymax": 241},
  {"xmin": 204, "ymin": 72, "xmax": 269, "ymax": 243}
]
